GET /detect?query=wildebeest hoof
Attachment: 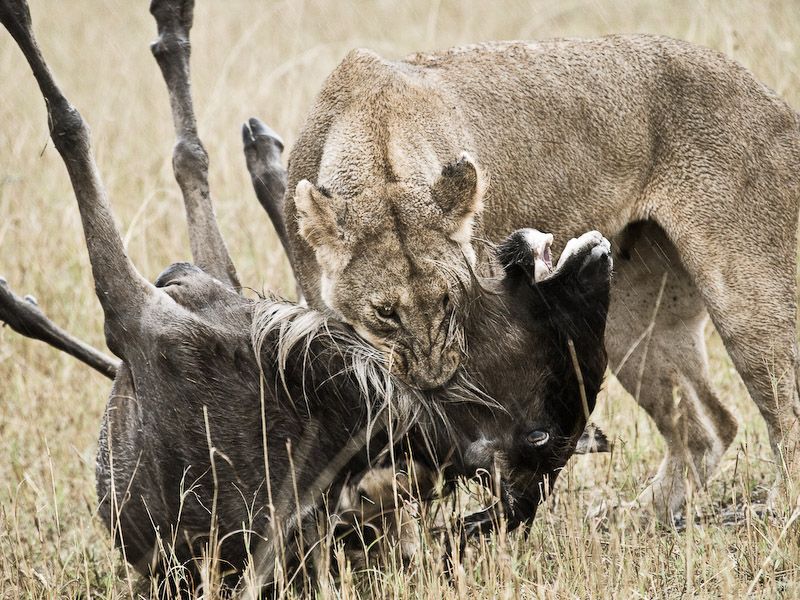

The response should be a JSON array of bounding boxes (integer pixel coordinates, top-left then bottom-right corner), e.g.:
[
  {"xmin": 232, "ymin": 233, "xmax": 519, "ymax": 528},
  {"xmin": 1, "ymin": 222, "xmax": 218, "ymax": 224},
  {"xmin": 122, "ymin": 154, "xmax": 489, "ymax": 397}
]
[
  {"xmin": 554, "ymin": 231, "xmax": 613, "ymax": 286},
  {"xmin": 242, "ymin": 117, "xmax": 284, "ymax": 157},
  {"xmin": 497, "ymin": 228, "xmax": 554, "ymax": 283},
  {"xmin": 557, "ymin": 231, "xmax": 611, "ymax": 268},
  {"xmin": 574, "ymin": 422, "xmax": 611, "ymax": 454}
]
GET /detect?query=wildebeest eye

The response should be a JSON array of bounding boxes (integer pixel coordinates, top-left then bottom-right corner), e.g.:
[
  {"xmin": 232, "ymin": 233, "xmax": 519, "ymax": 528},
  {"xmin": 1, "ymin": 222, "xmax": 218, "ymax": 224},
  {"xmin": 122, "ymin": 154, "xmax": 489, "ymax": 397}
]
[{"xmin": 526, "ymin": 430, "xmax": 550, "ymax": 447}]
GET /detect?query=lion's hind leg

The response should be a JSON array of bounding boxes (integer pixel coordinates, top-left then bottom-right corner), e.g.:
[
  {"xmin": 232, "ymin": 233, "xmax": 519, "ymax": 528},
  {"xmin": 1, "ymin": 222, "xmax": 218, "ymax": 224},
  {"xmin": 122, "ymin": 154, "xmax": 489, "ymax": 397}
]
[
  {"xmin": 606, "ymin": 222, "xmax": 739, "ymax": 521},
  {"xmin": 662, "ymin": 213, "xmax": 800, "ymax": 509}
]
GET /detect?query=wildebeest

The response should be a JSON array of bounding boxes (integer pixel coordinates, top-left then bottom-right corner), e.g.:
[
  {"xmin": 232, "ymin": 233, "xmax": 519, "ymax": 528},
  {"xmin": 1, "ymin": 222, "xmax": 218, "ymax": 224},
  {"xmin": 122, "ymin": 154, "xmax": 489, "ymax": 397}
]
[{"xmin": 0, "ymin": 0, "xmax": 611, "ymax": 595}]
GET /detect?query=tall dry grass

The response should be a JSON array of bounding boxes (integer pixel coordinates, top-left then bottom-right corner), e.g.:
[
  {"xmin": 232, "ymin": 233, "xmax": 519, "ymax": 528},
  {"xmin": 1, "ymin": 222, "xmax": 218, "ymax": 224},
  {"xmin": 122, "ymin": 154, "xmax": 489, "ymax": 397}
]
[{"xmin": 1, "ymin": 0, "xmax": 800, "ymax": 597}]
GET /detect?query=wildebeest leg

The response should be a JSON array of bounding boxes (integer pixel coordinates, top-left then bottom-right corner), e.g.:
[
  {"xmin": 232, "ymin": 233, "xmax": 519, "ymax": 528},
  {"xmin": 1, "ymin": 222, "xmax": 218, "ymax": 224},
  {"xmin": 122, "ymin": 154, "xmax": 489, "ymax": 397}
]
[
  {"xmin": 242, "ymin": 119, "xmax": 290, "ymax": 258},
  {"xmin": 0, "ymin": 276, "xmax": 118, "ymax": 379},
  {"xmin": 607, "ymin": 224, "xmax": 738, "ymax": 520},
  {"xmin": 150, "ymin": 0, "xmax": 240, "ymax": 291},
  {"xmin": 237, "ymin": 420, "xmax": 385, "ymax": 598},
  {"xmin": 0, "ymin": 1, "xmax": 157, "ymax": 356},
  {"xmin": 242, "ymin": 117, "xmax": 304, "ymax": 301},
  {"xmin": 0, "ymin": 0, "xmax": 241, "ymax": 371}
]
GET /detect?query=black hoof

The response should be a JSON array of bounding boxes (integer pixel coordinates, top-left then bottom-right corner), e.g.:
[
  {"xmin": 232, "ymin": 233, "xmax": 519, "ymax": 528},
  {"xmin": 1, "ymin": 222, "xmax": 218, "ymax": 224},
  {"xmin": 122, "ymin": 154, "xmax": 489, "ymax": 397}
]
[{"xmin": 242, "ymin": 117, "xmax": 283, "ymax": 153}]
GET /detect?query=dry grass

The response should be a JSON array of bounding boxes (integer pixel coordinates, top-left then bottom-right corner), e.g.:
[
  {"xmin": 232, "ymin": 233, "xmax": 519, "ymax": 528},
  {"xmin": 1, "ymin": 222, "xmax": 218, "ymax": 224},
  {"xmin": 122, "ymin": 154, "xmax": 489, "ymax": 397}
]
[{"xmin": 1, "ymin": 0, "xmax": 800, "ymax": 597}]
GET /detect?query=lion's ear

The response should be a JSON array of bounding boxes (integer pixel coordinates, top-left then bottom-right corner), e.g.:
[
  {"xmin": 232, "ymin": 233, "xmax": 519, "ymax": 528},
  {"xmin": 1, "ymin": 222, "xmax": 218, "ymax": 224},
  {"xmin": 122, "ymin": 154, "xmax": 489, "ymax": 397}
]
[
  {"xmin": 294, "ymin": 180, "xmax": 350, "ymax": 273},
  {"xmin": 431, "ymin": 153, "xmax": 487, "ymax": 245}
]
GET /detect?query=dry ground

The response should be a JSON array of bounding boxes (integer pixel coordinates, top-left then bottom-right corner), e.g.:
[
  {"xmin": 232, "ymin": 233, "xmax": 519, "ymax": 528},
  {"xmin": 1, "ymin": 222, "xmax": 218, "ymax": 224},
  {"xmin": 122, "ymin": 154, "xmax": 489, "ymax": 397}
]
[{"xmin": 1, "ymin": 0, "xmax": 800, "ymax": 598}]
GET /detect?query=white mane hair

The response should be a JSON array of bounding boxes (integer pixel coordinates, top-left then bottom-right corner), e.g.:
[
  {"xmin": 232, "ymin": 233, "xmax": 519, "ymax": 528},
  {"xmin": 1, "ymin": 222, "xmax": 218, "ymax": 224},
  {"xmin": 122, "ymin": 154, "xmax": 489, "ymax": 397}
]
[
  {"xmin": 249, "ymin": 295, "xmax": 505, "ymax": 466},
  {"xmin": 242, "ymin": 283, "xmax": 515, "ymax": 595}
]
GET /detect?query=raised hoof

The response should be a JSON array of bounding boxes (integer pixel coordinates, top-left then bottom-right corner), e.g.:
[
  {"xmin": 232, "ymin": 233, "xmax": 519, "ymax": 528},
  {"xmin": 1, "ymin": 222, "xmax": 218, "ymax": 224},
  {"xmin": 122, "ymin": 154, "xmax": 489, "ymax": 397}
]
[
  {"xmin": 498, "ymin": 228, "xmax": 554, "ymax": 283},
  {"xmin": 242, "ymin": 117, "xmax": 284, "ymax": 154},
  {"xmin": 558, "ymin": 230, "xmax": 611, "ymax": 267},
  {"xmin": 0, "ymin": 277, "xmax": 45, "ymax": 333}
]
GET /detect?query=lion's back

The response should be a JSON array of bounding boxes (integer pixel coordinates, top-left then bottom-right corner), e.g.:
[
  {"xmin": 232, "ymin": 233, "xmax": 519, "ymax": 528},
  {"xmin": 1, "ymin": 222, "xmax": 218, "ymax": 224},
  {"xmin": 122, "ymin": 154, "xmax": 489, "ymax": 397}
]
[{"xmin": 286, "ymin": 35, "xmax": 800, "ymax": 307}]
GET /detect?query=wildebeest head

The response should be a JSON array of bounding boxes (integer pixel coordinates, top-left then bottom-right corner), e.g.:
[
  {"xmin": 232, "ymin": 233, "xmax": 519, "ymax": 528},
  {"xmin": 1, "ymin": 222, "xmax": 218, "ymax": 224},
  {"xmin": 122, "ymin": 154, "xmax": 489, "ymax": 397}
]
[{"xmin": 438, "ymin": 229, "xmax": 612, "ymax": 533}]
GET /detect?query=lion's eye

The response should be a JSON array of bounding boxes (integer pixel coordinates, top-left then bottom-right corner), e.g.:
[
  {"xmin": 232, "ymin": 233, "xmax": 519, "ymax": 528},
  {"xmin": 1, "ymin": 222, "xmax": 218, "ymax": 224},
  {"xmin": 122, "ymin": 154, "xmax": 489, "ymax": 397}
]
[
  {"xmin": 376, "ymin": 305, "xmax": 396, "ymax": 319},
  {"xmin": 526, "ymin": 430, "xmax": 550, "ymax": 447}
]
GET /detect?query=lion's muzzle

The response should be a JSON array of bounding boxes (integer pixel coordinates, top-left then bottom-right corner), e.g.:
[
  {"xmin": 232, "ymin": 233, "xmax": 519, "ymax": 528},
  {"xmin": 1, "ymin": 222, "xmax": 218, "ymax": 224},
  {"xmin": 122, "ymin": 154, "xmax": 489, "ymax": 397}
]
[{"xmin": 401, "ymin": 339, "xmax": 461, "ymax": 390}]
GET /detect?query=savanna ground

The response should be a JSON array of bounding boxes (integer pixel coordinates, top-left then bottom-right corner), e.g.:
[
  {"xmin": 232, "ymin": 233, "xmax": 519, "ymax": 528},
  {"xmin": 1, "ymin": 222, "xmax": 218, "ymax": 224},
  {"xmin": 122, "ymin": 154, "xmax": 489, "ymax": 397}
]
[{"xmin": 1, "ymin": 0, "xmax": 800, "ymax": 597}]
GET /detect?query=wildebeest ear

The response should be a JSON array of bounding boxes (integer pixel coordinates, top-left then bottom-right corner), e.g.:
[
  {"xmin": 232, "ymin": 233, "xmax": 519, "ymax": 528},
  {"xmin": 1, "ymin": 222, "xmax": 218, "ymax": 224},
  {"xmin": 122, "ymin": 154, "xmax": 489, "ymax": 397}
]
[
  {"xmin": 498, "ymin": 228, "xmax": 554, "ymax": 284},
  {"xmin": 294, "ymin": 179, "xmax": 351, "ymax": 273},
  {"xmin": 431, "ymin": 153, "xmax": 487, "ymax": 245}
]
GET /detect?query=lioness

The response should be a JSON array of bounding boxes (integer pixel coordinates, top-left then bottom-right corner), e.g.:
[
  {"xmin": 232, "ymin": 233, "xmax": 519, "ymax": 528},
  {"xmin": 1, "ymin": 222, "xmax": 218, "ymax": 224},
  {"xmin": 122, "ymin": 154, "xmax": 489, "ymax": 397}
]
[{"xmin": 284, "ymin": 34, "xmax": 800, "ymax": 519}]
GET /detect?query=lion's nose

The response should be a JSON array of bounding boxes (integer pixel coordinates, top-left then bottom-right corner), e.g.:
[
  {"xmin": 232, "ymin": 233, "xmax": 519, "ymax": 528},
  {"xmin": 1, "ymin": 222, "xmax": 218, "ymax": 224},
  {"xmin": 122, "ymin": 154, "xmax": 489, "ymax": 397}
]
[{"xmin": 407, "ymin": 345, "xmax": 460, "ymax": 390}]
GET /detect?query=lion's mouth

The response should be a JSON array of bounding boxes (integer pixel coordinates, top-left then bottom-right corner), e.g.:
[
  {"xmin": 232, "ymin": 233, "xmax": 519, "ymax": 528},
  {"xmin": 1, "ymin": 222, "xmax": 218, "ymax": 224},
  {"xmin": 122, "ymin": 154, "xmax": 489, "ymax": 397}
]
[
  {"xmin": 385, "ymin": 344, "xmax": 460, "ymax": 390},
  {"xmin": 385, "ymin": 348, "xmax": 408, "ymax": 375}
]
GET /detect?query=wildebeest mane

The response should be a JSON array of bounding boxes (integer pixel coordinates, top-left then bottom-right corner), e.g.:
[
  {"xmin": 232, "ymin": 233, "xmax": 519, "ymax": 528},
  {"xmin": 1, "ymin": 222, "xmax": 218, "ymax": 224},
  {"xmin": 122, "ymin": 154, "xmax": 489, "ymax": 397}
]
[{"xmin": 249, "ymin": 290, "xmax": 510, "ymax": 475}]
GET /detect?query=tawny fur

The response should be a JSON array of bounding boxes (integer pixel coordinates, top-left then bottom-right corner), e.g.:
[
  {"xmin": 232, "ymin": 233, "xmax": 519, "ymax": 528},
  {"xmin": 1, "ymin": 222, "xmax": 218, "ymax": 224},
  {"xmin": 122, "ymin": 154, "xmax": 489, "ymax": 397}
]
[{"xmin": 285, "ymin": 35, "xmax": 800, "ymax": 519}]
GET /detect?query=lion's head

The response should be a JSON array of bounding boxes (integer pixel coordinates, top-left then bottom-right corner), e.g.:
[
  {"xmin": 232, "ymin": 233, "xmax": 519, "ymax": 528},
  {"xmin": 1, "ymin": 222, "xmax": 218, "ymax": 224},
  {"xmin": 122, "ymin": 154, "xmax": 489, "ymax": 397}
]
[{"xmin": 294, "ymin": 154, "xmax": 486, "ymax": 389}]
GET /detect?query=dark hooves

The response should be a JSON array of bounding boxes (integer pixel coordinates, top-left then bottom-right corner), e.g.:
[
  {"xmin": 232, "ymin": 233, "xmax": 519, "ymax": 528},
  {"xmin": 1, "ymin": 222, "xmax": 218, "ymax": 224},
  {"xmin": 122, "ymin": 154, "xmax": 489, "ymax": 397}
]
[
  {"xmin": 242, "ymin": 117, "xmax": 284, "ymax": 152},
  {"xmin": 574, "ymin": 422, "xmax": 611, "ymax": 454}
]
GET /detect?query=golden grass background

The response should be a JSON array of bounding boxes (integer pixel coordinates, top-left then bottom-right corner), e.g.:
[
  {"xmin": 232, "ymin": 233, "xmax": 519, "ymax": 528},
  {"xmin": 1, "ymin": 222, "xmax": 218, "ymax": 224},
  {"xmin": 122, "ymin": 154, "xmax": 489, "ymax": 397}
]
[{"xmin": 1, "ymin": 0, "xmax": 800, "ymax": 597}]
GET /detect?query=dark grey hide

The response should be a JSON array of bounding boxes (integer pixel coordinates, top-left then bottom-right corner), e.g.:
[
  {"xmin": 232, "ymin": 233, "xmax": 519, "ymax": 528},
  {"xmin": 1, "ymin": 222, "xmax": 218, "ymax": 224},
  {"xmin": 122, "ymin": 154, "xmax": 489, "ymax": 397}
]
[{"xmin": 94, "ymin": 230, "xmax": 610, "ymax": 590}]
